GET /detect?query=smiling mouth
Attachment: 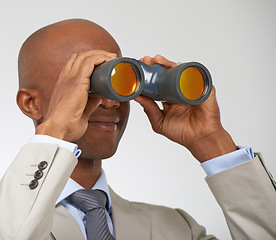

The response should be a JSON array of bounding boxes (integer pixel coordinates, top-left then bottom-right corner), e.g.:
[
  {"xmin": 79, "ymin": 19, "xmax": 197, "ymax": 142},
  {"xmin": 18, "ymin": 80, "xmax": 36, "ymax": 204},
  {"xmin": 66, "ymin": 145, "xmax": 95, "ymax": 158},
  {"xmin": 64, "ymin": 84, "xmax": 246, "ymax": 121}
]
[{"xmin": 88, "ymin": 117, "xmax": 120, "ymax": 131}]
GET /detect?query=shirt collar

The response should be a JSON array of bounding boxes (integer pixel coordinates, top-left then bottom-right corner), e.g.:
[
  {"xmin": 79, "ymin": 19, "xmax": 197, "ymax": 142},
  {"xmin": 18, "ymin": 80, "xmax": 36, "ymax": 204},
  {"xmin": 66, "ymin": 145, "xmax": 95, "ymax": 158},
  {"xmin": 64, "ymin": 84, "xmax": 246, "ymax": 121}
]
[{"xmin": 56, "ymin": 169, "xmax": 111, "ymax": 212}]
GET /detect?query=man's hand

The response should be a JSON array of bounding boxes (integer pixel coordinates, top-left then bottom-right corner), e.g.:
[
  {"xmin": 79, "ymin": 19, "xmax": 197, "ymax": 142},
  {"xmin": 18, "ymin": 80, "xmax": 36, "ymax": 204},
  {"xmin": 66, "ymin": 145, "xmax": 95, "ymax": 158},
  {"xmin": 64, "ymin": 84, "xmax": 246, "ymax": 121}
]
[
  {"xmin": 135, "ymin": 55, "xmax": 237, "ymax": 162},
  {"xmin": 36, "ymin": 50, "xmax": 117, "ymax": 142}
]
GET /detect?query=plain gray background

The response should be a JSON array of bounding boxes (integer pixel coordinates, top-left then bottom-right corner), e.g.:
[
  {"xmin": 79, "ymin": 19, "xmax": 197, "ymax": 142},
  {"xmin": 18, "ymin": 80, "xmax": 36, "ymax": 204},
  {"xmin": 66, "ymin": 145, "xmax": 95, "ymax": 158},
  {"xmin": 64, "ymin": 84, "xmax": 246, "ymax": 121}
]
[{"xmin": 1, "ymin": 0, "xmax": 276, "ymax": 239}]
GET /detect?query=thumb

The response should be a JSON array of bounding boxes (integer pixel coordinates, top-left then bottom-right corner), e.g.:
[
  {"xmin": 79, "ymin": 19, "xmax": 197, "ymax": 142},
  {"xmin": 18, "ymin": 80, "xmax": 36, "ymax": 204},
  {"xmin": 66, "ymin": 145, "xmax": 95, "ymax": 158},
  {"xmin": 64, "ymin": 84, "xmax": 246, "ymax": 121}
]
[
  {"xmin": 135, "ymin": 96, "xmax": 164, "ymax": 133},
  {"xmin": 83, "ymin": 97, "xmax": 102, "ymax": 118}
]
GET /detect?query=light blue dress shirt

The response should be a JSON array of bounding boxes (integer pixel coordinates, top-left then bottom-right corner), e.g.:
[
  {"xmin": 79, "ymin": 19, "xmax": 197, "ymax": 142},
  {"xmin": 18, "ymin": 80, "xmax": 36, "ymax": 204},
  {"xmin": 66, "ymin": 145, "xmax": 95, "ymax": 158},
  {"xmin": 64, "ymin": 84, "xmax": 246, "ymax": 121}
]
[
  {"xmin": 201, "ymin": 146, "xmax": 254, "ymax": 176},
  {"xmin": 29, "ymin": 135, "xmax": 255, "ymax": 239},
  {"xmin": 55, "ymin": 170, "xmax": 115, "ymax": 240}
]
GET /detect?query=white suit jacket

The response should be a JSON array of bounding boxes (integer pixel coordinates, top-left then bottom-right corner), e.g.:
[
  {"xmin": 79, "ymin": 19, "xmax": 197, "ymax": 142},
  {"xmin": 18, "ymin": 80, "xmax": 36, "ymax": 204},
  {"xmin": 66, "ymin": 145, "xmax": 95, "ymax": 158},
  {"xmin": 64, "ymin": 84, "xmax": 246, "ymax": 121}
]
[{"xmin": 0, "ymin": 143, "xmax": 275, "ymax": 239}]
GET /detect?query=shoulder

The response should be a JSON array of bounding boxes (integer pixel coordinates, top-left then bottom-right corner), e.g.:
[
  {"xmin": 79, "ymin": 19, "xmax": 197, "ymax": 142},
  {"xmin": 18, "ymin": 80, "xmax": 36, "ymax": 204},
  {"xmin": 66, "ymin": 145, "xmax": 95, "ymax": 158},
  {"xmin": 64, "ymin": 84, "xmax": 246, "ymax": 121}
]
[{"xmin": 109, "ymin": 187, "xmax": 213, "ymax": 239}]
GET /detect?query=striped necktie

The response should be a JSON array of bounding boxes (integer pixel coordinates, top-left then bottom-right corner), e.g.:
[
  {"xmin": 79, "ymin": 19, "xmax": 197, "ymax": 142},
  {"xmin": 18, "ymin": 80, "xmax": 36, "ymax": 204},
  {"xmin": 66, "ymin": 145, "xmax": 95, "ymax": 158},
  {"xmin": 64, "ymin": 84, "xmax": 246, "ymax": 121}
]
[{"xmin": 70, "ymin": 189, "xmax": 113, "ymax": 240}]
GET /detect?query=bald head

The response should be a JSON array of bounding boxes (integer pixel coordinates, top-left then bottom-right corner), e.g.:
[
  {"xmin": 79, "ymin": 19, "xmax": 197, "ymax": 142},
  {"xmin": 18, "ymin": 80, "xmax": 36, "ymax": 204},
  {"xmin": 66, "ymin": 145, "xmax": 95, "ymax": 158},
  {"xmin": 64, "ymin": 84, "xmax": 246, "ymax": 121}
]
[{"xmin": 18, "ymin": 19, "xmax": 121, "ymax": 89}]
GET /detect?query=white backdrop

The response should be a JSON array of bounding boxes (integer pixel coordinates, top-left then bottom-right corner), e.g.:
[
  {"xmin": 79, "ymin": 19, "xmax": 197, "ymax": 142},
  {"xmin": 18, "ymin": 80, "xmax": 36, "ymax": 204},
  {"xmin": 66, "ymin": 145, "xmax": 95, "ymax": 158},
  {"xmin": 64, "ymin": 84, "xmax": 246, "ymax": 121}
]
[{"xmin": 1, "ymin": 0, "xmax": 276, "ymax": 239}]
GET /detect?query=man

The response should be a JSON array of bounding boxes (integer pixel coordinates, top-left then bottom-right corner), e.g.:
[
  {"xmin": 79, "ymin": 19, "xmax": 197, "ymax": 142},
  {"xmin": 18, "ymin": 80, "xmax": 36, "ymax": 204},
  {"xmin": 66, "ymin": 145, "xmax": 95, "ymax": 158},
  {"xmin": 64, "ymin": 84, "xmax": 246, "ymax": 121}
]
[{"xmin": 0, "ymin": 18, "xmax": 275, "ymax": 239}]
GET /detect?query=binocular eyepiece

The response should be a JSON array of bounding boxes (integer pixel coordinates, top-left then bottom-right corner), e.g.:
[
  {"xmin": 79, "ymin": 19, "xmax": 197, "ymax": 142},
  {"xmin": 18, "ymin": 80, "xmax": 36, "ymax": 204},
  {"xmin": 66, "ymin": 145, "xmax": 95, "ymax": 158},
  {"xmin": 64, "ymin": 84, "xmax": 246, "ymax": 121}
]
[{"xmin": 89, "ymin": 57, "xmax": 212, "ymax": 105}]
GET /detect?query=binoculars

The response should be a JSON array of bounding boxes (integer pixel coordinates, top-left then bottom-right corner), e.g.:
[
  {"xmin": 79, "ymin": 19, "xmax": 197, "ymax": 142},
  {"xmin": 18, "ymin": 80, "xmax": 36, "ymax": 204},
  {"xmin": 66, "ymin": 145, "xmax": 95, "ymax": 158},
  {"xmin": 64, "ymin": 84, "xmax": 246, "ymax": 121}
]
[{"xmin": 89, "ymin": 57, "xmax": 212, "ymax": 105}]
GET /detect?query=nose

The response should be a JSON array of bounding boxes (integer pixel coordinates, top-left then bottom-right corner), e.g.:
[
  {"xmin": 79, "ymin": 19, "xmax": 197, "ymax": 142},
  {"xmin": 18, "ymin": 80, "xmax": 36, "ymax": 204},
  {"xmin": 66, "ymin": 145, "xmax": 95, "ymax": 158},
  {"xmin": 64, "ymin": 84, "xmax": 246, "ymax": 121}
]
[{"xmin": 100, "ymin": 98, "xmax": 120, "ymax": 109}]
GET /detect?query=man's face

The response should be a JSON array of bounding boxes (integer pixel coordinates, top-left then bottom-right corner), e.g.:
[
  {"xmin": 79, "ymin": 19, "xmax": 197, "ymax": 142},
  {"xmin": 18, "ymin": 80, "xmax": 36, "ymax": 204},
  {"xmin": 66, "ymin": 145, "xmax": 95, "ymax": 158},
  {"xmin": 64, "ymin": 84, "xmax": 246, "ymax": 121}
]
[
  {"xmin": 39, "ymin": 55, "xmax": 130, "ymax": 160},
  {"xmin": 33, "ymin": 21, "xmax": 130, "ymax": 160}
]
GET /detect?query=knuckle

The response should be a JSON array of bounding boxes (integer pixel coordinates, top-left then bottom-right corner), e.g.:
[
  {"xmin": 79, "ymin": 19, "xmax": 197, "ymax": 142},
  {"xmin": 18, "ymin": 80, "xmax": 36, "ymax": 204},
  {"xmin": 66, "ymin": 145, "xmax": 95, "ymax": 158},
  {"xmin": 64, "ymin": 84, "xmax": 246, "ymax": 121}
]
[
  {"xmin": 143, "ymin": 56, "xmax": 151, "ymax": 61},
  {"xmin": 83, "ymin": 55, "xmax": 93, "ymax": 63},
  {"xmin": 78, "ymin": 51, "xmax": 89, "ymax": 58},
  {"xmin": 154, "ymin": 54, "xmax": 163, "ymax": 61}
]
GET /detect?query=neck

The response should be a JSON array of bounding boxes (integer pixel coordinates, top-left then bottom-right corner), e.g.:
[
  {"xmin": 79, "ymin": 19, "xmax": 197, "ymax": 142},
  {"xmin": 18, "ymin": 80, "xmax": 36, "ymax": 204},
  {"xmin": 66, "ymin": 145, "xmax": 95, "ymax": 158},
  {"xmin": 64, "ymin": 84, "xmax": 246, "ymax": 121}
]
[{"xmin": 70, "ymin": 158, "xmax": 102, "ymax": 189}]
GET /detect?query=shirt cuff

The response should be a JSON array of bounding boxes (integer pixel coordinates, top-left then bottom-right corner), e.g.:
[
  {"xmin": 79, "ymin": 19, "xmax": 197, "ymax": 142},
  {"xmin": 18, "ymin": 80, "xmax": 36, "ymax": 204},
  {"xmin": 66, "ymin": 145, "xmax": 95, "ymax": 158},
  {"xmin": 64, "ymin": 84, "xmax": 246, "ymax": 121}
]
[
  {"xmin": 28, "ymin": 135, "xmax": 82, "ymax": 158},
  {"xmin": 201, "ymin": 146, "xmax": 254, "ymax": 176}
]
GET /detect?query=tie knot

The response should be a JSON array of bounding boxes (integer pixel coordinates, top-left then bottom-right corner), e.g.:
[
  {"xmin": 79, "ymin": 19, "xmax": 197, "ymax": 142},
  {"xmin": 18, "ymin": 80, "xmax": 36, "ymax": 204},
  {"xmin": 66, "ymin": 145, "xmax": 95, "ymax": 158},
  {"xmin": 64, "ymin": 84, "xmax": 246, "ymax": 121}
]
[{"xmin": 70, "ymin": 189, "xmax": 107, "ymax": 213}]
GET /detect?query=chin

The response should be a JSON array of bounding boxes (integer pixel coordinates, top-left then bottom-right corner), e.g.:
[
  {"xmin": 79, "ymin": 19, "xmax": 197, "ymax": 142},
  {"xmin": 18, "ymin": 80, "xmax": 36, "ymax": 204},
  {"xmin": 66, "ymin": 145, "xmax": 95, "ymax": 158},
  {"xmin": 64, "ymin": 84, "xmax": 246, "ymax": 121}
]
[
  {"xmin": 77, "ymin": 140, "xmax": 119, "ymax": 160},
  {"xmin": 80, "ymin": 149, "xmax": 117, "ymax": 160},
  {"xmin": 74, "ymin": 127, "xmax": 125, "ymax": 160}
]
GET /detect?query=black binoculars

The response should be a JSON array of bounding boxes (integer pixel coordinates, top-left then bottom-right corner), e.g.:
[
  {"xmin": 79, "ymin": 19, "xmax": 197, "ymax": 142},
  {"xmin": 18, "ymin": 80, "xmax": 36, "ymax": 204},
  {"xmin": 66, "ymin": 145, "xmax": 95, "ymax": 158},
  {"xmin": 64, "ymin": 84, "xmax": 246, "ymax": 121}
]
[{"xmin": 89, "ymin": 57, "xmax": 212, "ymax": 105}]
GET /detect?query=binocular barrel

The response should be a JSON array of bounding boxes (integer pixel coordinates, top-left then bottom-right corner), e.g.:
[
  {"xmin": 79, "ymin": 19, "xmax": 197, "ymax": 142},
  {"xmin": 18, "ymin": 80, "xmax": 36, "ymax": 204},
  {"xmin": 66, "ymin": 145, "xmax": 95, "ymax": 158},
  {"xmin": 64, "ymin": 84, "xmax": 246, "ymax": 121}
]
[
  {"xmin": 89, "ymin": 57, "xmax": 212, "ymax": 105},
  {"xmin": 89, "ymin": 58, "xmax": 144, "ymax": 102}
]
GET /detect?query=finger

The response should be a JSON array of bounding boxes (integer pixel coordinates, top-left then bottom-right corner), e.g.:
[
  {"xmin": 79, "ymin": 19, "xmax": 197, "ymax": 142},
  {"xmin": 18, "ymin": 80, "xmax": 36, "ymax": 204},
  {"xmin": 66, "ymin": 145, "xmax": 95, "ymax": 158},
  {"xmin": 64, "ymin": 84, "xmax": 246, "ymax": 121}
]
[
  {"xmin": 135, "ymin": 95, "xmax": 164, "ymax": 133},
  {"xmin": 76, "ymin": 54, "xmax": 115, "ymax": 84},
  {"xmin": 139, "ymin": 56, "xmax": 156, "ymax": 65},
  {"xmin": 83, "ymin": 97, "xmax": 103, "ymax": 119},
  {"xmin": 71, "ymin": 50, "xmax": 116, "ymax": 75},
  {"xmin": 153, "ymin": 54, "xmax": 177, "ymax": 68},
  {"xmin": 73, "ymin": 50, "xmax": 117, "ymax": 62},
  {"xmin": 58, "ymin": 50, "xmax": 117, "ymax": 85},
  {"xmin": 201, "ymin": 85, "xmax": 217, "ymax": 105},
  {"xmin": 140, "ymin": 55, "xmax": 177, "ymax": 68},
  {"xmin": 59, "ymin": 52, "xmax": 79, "ymax": 77}
]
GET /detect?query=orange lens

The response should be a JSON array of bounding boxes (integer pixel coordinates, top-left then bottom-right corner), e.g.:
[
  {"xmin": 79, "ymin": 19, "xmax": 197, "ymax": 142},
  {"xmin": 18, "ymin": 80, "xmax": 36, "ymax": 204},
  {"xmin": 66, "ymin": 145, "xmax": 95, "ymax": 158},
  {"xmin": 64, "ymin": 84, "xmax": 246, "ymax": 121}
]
[
  {"xmin": 110, "ymin": 62, "xmax": 138, "ymax": 96},
  {"xmin": 180, "ymin": 67, "xmax": 205, "ymax": 100}
]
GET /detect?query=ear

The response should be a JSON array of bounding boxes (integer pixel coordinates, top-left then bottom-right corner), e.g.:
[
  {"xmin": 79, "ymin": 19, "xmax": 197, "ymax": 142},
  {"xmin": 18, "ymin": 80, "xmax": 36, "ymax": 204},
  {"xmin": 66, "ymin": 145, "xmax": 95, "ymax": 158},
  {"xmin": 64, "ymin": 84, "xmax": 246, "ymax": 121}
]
[{"xmin": 16, "ymin": 88, "xmax": 43, "ymax": 121}]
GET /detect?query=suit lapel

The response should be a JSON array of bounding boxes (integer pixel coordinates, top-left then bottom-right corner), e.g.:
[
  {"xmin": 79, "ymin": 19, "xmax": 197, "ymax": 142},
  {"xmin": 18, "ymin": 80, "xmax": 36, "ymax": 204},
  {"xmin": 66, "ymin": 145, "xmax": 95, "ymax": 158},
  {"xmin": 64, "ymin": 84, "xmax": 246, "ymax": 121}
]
[
  {"xmin": 52, "ymin": 190, "xmax": 151, "ymax": 240},
  {"xmin": 110, "ymin": 188, "xmax": 151, "ymax": 240},
  {"xmin": 52, "ymin": 203, "xmax": 85, "ymax": 240}
]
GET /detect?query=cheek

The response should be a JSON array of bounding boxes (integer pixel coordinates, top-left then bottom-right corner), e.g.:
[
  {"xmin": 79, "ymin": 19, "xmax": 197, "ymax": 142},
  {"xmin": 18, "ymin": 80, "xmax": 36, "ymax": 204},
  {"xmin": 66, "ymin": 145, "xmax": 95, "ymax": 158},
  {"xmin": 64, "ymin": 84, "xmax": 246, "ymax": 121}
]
[
  {"xmin": 76, "ymin": 127, "xmax": 122, "ymax": 159},
  {"xmin": 118, "ymin": 102, "xmax": 130, "ymax": 131},
  {"xmin": 120, "ymin": 102, "xmax": 130, "ymax": 120}
]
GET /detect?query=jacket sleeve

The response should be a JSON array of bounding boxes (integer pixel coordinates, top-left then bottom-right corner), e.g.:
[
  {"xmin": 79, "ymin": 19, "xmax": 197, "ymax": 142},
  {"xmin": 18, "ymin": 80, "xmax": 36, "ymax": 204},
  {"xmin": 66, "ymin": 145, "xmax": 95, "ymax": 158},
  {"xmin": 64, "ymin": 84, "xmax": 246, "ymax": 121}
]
[
  {"xmin": 0, "ymin": 143, "xmax": 77, "ymax": 240},
  {"xmin": 205, "ymin": 153, "xmax": 276, "ymax": 239}
]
